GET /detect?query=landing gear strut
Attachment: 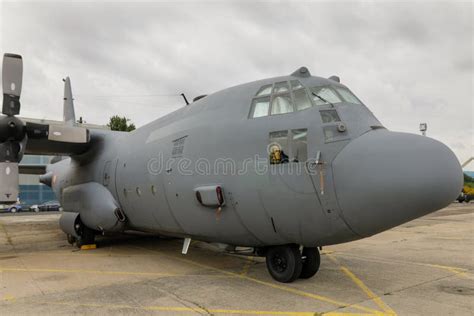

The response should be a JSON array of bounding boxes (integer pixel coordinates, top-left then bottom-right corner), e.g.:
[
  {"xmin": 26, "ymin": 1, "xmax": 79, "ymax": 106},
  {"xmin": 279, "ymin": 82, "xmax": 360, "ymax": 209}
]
[
  {"xmin": 66, "ymin": 234, "xmax": 76, "ymax": 245},
  {"xmin": 265, "ymin": 245, "xmax": 320, "ymax": 283},
  {"xmin": 65, "ymin": 225, "xmax": 96, "ymax": 248}
]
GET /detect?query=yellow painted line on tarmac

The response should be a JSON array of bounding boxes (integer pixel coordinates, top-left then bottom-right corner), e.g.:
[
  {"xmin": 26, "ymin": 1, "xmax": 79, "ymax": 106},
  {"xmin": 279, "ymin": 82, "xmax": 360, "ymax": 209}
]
[
  {"xmin": 42, "ymin": 301, "xmax": 375, "ymax": 315},
  {"xmin": 332, "ymin": 252, "xmax": 471, "ymax": 280},
  {"xmin": 0, "ymin": 266, "xmax": 177, "ymax": 277},
  {"xmin": 147, "ymin": 306, "xmax": 316, "ymax": 315},
  {"xmin": 3, "ymin": 294, "xmax": 16, "ymax": 302},
  {"xmin": 0, "ymin": 266, "xmax": 239, "ymax": 280},
  {"xmin": 327, "ymin": 254, "xmax": 396, "ymax": 316},
  {"xmin": 240, "ymin": 256, "xmax": 255, "ymax": 276},
  {"xmin": 324, "ymin": 314, "xmax": 376, "ymax": 316},
  {"xmin": 422, "ymin": 263, "xmax": 467, "ymax": 274},
  {"xmin": 132, "ymin": 246, "xmax": 382, "ymax": 315},
  {"xmin": 422, "ymin": 264, "xmax": 473, "ymax": 280}
]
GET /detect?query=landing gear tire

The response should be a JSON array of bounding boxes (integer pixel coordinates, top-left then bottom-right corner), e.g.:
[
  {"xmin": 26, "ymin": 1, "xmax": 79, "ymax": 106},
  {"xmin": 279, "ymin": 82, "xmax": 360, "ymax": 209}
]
[
  {"xmin": 299, "ymin": 247, "xmax": 320, "ymax": 279},
  {"xmin": 265, "ymin": 245, "xmax": 302, "ymax": 283},
  {"xmin": 66, "ymin": 234, "xmax": 76, "ymax": 245}
]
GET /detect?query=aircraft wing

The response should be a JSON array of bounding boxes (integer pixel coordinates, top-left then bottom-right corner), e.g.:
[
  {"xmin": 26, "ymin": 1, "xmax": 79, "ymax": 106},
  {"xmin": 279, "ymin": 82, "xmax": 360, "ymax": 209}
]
[
  {"xmin": 23, "ymin": 120, "xmax": 90, "ymax": 156},
  {"xmin": 18, "ymin": 163, "xmax": 47, "ymax": 175}
]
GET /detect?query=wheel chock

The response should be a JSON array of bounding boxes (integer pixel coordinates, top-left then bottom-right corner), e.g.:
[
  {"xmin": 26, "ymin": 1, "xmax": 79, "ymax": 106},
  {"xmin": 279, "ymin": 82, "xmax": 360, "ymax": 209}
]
[{"xmin": 80, "ymin": 244, "xmax": 97, "ymax": 250}]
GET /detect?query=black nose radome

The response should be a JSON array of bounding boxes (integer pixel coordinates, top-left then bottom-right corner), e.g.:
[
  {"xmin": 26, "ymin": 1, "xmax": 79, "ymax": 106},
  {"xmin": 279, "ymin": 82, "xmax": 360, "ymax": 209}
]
[{"xmin": 333, "ymin": 130, "xmax": 463, "ymax": 237}]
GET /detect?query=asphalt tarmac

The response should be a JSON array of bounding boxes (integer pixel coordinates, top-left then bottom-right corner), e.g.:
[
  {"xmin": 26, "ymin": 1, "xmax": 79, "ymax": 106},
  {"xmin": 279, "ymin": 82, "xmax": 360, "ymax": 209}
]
[{"xmin": 0, "ymin": 203, "xmax": 472, "ymax": 315}]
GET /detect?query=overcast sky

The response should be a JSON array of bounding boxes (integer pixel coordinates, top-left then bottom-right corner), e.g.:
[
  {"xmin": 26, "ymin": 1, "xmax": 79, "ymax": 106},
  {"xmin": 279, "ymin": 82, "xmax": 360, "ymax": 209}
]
[{"xmin": 0, "ymin": 0, "xmax": 472, "ymax": 165}]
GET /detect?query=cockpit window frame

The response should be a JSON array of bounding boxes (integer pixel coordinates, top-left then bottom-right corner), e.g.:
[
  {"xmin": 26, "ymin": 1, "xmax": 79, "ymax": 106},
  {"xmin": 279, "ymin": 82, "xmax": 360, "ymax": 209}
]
[{"xmin": 249, "ymin": 80, "xmax": 314, "ymax": 119}]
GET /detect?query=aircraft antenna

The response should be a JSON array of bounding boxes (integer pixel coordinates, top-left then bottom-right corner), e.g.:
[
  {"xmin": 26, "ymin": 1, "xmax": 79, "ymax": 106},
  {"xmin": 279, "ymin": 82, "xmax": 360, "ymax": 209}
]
[{"xmin": 180, "ymin": 93, "xmax": 189, "ymax": 106}]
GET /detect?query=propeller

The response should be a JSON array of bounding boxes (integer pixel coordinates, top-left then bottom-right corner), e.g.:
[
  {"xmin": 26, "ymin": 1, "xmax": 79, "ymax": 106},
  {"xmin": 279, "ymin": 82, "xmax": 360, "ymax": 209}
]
[
  {"xmin": 0, "ymin": 54, "xmax": 25, "ymax": 203},
  {"xmin": 0, "ymin": 53, "xmax": 90, "ymax": 203}
]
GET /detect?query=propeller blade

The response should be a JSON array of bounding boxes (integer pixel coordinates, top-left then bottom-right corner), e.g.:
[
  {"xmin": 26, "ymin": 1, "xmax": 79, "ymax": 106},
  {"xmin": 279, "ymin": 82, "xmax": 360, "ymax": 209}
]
[
  {"xmin": 0, "ymin": 162, "xmax": 19, "ymax": 203},
  {"xmin": 2, "ymin": 53, "xmax": 23, "ymax": 116}
]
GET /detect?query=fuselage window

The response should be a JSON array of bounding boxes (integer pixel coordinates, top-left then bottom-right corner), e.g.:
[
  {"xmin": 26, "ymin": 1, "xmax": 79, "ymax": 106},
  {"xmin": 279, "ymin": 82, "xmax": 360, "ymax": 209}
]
[
  {"xmin": 269, "ymin": 130, "xmax": 289, "ymax": 164},
  {"xmin": 269, "ymin": 129, "xmax": 308, "ymax": 164},
  {"xmin": 320, "ymin": 109, "xmax": 341, "ymax": 123},
  {"xmin": 291, "ymin": 129, "xmax": 308, "ymax": 162}
]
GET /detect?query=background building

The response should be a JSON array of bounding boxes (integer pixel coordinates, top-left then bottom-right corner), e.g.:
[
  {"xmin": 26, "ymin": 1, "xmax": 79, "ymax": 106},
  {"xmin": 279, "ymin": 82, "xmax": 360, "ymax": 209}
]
[{"xmin": 19, "ymin": 155, "xmax": 56, "ymax": 205}]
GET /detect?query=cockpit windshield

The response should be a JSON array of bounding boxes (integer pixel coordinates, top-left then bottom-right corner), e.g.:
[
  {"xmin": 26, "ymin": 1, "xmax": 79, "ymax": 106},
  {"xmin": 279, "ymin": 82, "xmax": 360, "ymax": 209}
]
[
  {"xmin": 249, "ymin": 81, "xmax": 363, "ymax": 119},
  {"xmin": 310, "ymin": 86, "xmax": 362, "ymax": 106}
]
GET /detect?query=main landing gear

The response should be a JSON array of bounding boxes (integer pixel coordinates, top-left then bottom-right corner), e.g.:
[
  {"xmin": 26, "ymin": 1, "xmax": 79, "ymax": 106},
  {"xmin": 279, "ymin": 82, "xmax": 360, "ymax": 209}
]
[
  {"xmin": 265, "ymin": 245, "xmax": 320, "ymax": 283},
  {"xmin": 66, "ymin": 225, "xmax": 96, "ymax": 248}
]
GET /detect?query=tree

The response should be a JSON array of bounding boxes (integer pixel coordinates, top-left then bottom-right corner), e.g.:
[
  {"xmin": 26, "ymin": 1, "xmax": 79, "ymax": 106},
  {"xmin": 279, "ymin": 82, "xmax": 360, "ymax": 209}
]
[{"xmin": 107, "ymin": 115, "xmax": 136, "ymax": 132}]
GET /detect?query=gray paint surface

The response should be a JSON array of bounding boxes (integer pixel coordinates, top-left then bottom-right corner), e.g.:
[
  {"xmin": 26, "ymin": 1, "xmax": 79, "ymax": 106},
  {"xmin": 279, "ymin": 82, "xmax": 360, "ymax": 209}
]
[{"xmin": 38, "ymin": 69, "xmax": 462, "ymax": 248}]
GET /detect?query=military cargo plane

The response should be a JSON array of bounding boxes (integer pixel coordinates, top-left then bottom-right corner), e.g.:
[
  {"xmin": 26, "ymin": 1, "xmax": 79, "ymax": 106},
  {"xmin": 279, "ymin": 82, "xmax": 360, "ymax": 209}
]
[{"xmin": 0, "ymin": 53, "xmax": 463, "ymax": 283}]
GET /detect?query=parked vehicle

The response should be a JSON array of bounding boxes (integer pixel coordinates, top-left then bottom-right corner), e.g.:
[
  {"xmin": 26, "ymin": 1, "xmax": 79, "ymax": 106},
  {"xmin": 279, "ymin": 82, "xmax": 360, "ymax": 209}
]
[
  {"xmin": 457, "ymin": 192, "xmax": 472, "ymax": 203},
  {"xmin": 32, "ymin": 201, "xmax": 62, "ymax": 212},
  {"xmin": 8, "ymin": 204, "xmax": 23, "ymax": 213}
]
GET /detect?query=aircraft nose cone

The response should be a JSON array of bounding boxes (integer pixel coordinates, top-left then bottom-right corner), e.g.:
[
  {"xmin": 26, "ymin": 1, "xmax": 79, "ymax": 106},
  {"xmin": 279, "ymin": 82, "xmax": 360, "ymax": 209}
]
[{"xmin": 333, "ymin": 130, "xmax": 463, "ymax": 237}]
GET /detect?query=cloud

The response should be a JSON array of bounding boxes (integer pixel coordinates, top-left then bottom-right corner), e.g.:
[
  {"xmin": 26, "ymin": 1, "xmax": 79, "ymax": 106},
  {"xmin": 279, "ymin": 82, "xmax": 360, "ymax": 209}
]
[{"xmin": 0, "ymin": 1, "xmax": 472, "ymax": 163}]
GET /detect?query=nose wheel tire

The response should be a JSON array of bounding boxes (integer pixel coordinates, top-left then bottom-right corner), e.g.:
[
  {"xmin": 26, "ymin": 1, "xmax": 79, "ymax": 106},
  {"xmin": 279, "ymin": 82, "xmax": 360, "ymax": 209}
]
[
  {"xmin": 299, "ymin": 247, "xmax": 320, "ymax": 279},
  {"xmin": 265, "ymin": 245, "xmax": 302, "ymax": 283}
]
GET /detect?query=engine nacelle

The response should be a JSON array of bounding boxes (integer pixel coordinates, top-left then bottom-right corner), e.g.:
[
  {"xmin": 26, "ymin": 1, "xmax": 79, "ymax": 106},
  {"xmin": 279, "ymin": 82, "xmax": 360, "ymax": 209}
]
[
  {"xmin": 61, "ymin": 182, "xmax": 126, "ymax": 232},
  {"xmin": 59, "ymin": 211, "xmax": 81, "ymax": 238}
]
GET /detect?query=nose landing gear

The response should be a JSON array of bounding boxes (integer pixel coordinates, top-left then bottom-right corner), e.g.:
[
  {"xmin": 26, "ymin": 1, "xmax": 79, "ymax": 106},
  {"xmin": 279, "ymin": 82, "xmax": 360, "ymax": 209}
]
[{"xmin": 265, "ymin": 245, "xmax": 320, "ymax": 283}]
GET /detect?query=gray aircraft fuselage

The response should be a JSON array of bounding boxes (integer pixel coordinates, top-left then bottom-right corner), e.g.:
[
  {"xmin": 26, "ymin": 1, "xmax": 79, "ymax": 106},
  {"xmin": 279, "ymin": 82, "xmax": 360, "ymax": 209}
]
[{"xmin": 47, "ymin": 70, "xmax": 463, "ymax": 248}]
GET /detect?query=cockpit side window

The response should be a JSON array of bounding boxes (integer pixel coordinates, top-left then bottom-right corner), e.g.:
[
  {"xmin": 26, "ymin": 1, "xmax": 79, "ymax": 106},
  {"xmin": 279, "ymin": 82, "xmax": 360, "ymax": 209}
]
[
  {"xmin": 269, "ymin": 130, "xmax": 289, "ymax": 164},
  {"xmin": 269, "ymin": 128, "xmax": 308, "ymax": 164},
  {"xmin": 250, "ymin": 97, "xmax": 271, "ymax": 118}
]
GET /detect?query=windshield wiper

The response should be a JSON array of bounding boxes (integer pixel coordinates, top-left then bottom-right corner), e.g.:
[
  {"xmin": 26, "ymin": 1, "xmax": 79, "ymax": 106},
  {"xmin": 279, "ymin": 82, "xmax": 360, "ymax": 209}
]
[{"xmin": 312, "ymin": 92, "xmax": 335, "ymax": 107}]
